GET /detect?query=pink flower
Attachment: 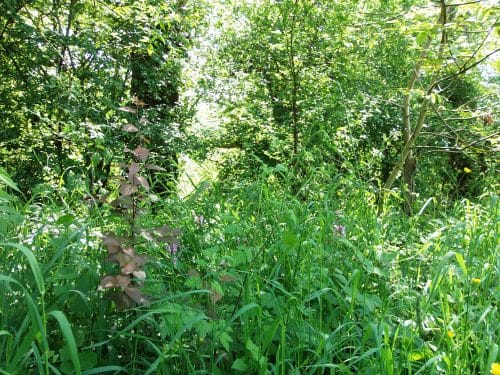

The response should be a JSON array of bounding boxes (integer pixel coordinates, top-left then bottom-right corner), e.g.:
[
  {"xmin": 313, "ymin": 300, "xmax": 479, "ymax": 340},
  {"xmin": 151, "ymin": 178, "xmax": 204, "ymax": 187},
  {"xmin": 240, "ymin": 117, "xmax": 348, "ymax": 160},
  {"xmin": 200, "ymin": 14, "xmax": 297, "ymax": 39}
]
[
  {"xmin": 168, "ymin": 243, "xmax": 178, "ymax": 255},
  {"xmin": 333, "ymin": 224, "xmax": 346, "ymax": 237},
  {"xmin": 168, "ymin": 243, "xmax": 179, "ymax": 265}
]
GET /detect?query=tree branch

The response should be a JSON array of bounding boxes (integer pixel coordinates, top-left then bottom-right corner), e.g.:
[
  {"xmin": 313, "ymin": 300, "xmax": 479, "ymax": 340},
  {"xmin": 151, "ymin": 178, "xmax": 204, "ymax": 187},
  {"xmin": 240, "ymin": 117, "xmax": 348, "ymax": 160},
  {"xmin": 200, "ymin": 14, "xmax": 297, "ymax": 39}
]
[{"xmin": 431, "ymin": 48, "xmax": 500, "ymax": 91}]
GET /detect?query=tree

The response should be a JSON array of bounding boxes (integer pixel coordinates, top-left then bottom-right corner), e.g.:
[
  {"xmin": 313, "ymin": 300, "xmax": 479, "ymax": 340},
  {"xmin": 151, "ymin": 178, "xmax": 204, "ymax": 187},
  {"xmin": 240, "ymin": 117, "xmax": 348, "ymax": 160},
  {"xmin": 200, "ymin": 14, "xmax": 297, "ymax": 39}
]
[
  {"xmin": 0, "ymin": 0, "xmax": 204, "ymax": 195},
  {"xmin": 196, "ymin": 0, "xmax": 361, "ymax": 178},
  {"xmin": 378, "ymin": 0, "xmax": 498, "ymax": 214}
]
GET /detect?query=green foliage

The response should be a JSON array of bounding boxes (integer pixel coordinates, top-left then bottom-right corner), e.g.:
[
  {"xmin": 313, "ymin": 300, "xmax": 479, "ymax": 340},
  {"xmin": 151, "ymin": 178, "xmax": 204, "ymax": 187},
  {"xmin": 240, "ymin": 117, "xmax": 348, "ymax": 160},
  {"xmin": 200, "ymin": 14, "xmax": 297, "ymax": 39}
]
[
  {"xmin": 191, "ymin": 0, "xmax": 498, "ymax": 208},
  {"xmin": 0, "ymin": 0, "xmax": 205, "ymax": 194},
  {"xmin": 0, "ymin": 0, "xmax": 498, "ymax": 374},
  {"xmin": 0, "ymin": 155, "xmax": 499, "ymax": 373}
]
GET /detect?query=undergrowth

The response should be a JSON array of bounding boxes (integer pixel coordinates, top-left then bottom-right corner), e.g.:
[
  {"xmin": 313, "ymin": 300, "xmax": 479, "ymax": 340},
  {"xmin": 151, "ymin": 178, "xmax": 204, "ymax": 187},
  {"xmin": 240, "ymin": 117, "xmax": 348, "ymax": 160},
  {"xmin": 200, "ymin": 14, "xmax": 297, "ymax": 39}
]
[{"xmin": 0, "ymin": 165, "xmax": 498, "ymax": 374}]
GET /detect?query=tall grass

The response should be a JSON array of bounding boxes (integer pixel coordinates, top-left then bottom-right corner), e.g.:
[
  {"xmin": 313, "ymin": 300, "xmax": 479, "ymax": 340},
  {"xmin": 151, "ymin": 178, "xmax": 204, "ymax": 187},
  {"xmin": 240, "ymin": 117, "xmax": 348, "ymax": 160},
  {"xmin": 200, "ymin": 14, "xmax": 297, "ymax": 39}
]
[{"xmin": 0, "ymin": 167, "xmax": 497, "ymax": 374}]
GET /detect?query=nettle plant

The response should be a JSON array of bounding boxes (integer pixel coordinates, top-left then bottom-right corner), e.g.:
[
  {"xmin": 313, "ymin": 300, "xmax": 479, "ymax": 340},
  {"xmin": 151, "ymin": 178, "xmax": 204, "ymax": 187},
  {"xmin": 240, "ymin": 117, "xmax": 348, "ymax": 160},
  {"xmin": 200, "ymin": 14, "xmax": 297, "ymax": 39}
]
[{"xmin": 98, "ymin": 98, "xmax": 180, "ymax": 309}]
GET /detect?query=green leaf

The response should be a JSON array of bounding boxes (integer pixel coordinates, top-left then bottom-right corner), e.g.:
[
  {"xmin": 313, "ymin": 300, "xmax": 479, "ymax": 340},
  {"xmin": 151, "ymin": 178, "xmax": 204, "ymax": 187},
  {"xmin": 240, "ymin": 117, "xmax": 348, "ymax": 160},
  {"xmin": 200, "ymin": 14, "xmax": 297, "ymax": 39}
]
[
  {"xmin": 50, "ymin": 310, "xmax": 81, "ymax": 375},
  {"xmin": 7, "ymin": 324, "xmax": 38, "ymax": 373},
  {"xmin": 245, "ymin": 339, "xmax": 260, "ymax": 361},
  {"xmin": 454, "ymin": 252, "xmax": 467, "ymax": 276},
  {"xmin": 282, "ymin": 231, "xmax": 299, "ymax": 249},
  {"xmin": 231, "ymin": 358, "xmax": 248, "ymax": 371},
  {"xmin": 0, "ymin": 190, "xmax": 16, "ymax": 202},
  {"xmin": 24, "ymin": 293, "xmax": 50, "ymax": 357},
  {"xmin": 416, "ymin": 31, "xmax": 429, "ymax": 46},
  {"xmin": 53, "ymin": 267, "xmax": 78, "ymax": 281},
  {"xmin": 81, "ymin": 366, "xmax": 127, "ymax": 375},
  {"xmin": 75, "ymin": 271, "xmax": 99, "ymax": 293},
  {"xmin": 229, "ymin": 303, "xmax": 259, "ymax": 323},
  {"xmin": 0, "ymin": 330, "xmax": 11, "ymax": 337},
  {"xmin": 147, "ymin": 43, "xmax": 154, "ymax": 56},
  {"xmin": 79, "ymin": 351, "xmax": 98, "ymax": 370},
  {"xmin": 232, "ymin": 246, "xmax": 252, "ymax": 266},
  {"xmin": 0, "ymin": 168, "xmax": 20, "ymax": 192},
  {"xmin": 260, "ymin": 319, "xmax": 280, "ymax": 352},
  {"xmin": 1, "ymin": 242, "xmax": 45, "ymax": 296},
  {"xmin": 56, "ymin": 214, "xmax": 75, "ymax": 226},
  {"xmin": 220, "ymin": 332, "xmax": 233, "ymax": 352},
  {"xmin": 224, "ymin": 223, "xmax": 240, "ymax": 234},
  {"xmin": 408, "ymin": 347, "xmax": 432, "ymax": 361},
  {"xmin": 486, "ymin": 343, "xmax": 498, "ymax": 375},
  {"xmin": 185, "ymin": 275, "xmax": 202, "ymax": 289}
]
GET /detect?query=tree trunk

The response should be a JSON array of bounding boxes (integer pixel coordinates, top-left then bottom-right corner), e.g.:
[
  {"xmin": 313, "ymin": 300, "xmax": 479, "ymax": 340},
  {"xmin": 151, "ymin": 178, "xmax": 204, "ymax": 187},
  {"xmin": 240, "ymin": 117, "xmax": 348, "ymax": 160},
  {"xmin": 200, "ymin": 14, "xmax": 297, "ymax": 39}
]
[
  {"xmin": 403, "ymin": 155, "xmax": 416, "ymax": 214},
  {"xmin": 378, "ymin": 0, "xmax": 447, "ymax": 215}
]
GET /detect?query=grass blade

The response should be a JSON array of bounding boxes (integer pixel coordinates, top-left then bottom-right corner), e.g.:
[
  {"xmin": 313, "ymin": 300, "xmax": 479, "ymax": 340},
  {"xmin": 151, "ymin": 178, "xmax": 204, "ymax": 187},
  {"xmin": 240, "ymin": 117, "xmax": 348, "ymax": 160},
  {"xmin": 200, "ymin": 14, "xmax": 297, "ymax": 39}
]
[
  {"xmin": 0, "ymin": 168, "xmax": 20, "ymax": 192},
  {"xmin": 49, "ymin": 310, "xmax": 81, "ymax": 375},
  {"xmin": 0, "ymin": 243, "xmax": 45, "ymax": 296},
  {"xmin": 229, "ymin": 302, "xmax": 259, "ymax": 323},
  {"xmin": 81, "ymin": 366, "xmax": 127, "ymax": 374}
]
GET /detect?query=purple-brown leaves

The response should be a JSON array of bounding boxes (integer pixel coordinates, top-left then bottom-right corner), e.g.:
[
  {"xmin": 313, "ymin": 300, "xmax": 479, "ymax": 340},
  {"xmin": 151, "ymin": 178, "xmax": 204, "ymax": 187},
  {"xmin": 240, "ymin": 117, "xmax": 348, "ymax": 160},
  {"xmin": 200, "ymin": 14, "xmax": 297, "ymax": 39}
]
[
  {"xmin": 99, "ymin": 236, "xmax": 150, "ymax": 309},
  {"xmin": 124, "ymin": 146, "xmax": 150, "ymax": 162},
  {"xmin": 133, "ymin": 146, "xmax": 149, "ymax": 162},
  {"xmin": 135, "ymin": 176, "xmax": 150, "ymax": 191},
  {"xmin": 103, "ymin": 286, "xmax": 150, "ymax": 310},
  {"xmin": 102, "ymin": 236, "xmax": 148, "ymax": 274},
  {"xmin": 118, "ymin": 106, "xmax": 137, "ymax": 114},
  {"xmin": 122, "ymin": 124, "xmax": 139, "ymax": 132},
  {"xmin": 100, "ymin": 275, "xmax": 130, "ymax": 290},
  {"xmin": 113, "ymin": 161, "xmax": 150, "ymax": 203},
  {"xmin": 103, "ymin": 291, "xmax": 132, "ymax": 310},
  {"xmin": 128, "ymin": 163, "xmax": 140, "ymax": 180},
  {"xmin": 124, "ymin": 286, "xmax": 149, "ymax": 304},
  {"xmin": 119, "ymin": 181, "xmax": 138, "ymax": 196},
  {"xmin": 100, "ymin": 96, "xmax": 163, "ymax": 311},
  {"xmin": 102, "ymin": 236, "xmax": 121, "ymax": 254},
  {"xmin": 110, "ymin": 196, "xmax": 133, "ymax": 210}
]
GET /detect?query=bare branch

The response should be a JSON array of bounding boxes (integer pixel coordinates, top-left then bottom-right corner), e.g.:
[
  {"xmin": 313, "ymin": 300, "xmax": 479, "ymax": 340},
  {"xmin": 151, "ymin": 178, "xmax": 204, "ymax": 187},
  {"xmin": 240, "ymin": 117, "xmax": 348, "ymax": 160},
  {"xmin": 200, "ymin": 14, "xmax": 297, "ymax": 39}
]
[
  {"xmin": 461, "ymin": 131, "xmax": 500, "ymax": 151},
  {"xmin": 417, "ymin": 131, "xmax": 499, "ymax": 153},
  {"xmin": 447, "ymin": 1, "xmax": 482, "ymax": 6},
  {"xmin": 432, "ymin": 48, "xmax": 500, "ymax": 91}
]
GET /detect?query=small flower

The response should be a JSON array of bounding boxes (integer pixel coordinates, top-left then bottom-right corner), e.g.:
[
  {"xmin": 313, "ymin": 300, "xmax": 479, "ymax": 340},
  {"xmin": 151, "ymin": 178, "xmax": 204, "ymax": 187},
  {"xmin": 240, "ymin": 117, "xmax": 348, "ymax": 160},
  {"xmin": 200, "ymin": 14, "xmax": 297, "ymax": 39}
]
[
  {"xmin": 167, "ymin": 243, "xmax": 180, "ymax": 265},
  {"xmin": 446, "ymin": 330, "xmax": 455, "ymax": 339},
  {"xmin": 333, "ymin": 224, "xmax": 346, "ymax": 237},
  {"xmin": 471, "ymin": 278, "xmax": 481, "ymax": 284},
  {"xmin": 463, "ymin": 167, "xmax": 472, "ymax": 174},
  {"xmin": 168, "ymin": 243, "xmax": 178, "ymax": 255},
  {"xmin": 491, "ymin": 363, "xmax": 500, "ymax": 375},
  {"xmin": 194, "ymin": 214, "xmax": 205, "ymax": 226}
]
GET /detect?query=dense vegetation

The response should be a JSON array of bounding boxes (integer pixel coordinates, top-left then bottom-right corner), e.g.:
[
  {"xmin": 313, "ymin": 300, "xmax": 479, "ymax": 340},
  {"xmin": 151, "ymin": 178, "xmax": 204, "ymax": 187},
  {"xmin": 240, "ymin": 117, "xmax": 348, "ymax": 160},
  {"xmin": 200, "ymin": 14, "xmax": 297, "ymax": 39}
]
[{"xmin": 0, "ymin": 0, "xmax": 498, "ymax": 374}]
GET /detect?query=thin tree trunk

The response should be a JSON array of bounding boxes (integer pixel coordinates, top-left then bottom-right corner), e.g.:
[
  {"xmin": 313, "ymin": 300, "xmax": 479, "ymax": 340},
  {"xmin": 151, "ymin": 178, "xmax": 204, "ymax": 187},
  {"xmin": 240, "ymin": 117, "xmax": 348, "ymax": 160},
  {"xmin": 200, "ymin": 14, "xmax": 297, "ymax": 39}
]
[{"xmin": 378, "ymin": 0, "xmax": 447, "ymax": 215}]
